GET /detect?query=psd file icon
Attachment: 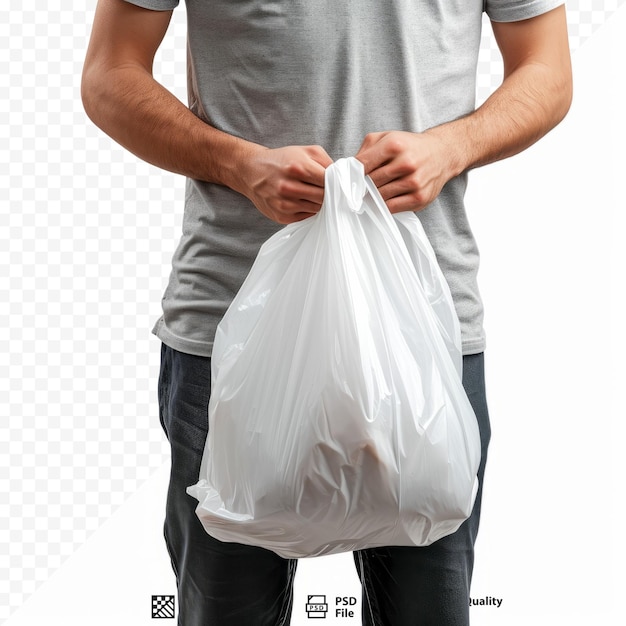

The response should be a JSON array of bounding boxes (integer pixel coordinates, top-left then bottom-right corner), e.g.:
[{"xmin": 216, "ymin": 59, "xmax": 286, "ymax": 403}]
[{"xmin": 306, "ymin": 595, "xmax": 328, "ymax": 618}]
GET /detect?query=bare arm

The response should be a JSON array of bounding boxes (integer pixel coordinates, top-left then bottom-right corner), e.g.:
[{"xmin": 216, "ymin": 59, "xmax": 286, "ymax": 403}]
[
  {"xmin": 356, "ymin": 5, "xmax": 573, "ymax": 213},
  {"xmin": 81, "ymin": 0, "xmax": 331, "ymax": 224}
]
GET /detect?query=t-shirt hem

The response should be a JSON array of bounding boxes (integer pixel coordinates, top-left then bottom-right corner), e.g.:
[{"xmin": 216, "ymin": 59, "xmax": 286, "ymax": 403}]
[
  {"xmin": 153, "ymin": 317, "xmax": 485, "ymax": 359},
  {"xmin": 152, "ymin": 317, "xmax": 214, "ymax": 358},
  {"xmin": 487, "ymin": 0, "xmax": 564, "ymax": 23},
  {"xmin": 461, "ymin": 336, "xmax": 486, "ymax": 356},
  {"xmin": 122, "ymin": 0, "xmax": 179, "ymax": 11}
]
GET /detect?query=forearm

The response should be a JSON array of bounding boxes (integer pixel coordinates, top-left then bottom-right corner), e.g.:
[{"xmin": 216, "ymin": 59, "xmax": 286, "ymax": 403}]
[
  {"xmin": 82, "ymin": 0, "xmax": 330, "ymax": 225},
  {"xmin": 427, "ymin": 58, "xmax": 573, "ymax": 179},
  {"xmin": 81, "ymin": 62, "xmax": 332, "ymax": 223},
  {"xmin": 355, "ymin": 6, "xmax": 572, "ymax": 214},
  {"xmin": 81, "ymin": 63, "xmax": 260, "ymax": 193}
]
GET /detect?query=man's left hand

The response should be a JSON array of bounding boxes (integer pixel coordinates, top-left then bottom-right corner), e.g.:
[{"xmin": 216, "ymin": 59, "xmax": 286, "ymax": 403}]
[{"xmin": 355, "ymin": 130, "xmax": 459, "ymax": 213}]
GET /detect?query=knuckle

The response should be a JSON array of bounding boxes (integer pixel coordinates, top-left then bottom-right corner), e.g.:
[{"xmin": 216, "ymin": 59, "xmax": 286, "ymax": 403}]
[
  {"xmin": 394, "ymin": 161, "xmax": 415, "ymax": 178},
  {"xmin": 386, "ymin": 137, "xmax": 405, "ymax": 155},
  {"xmin": 407, "ymin": 169, "xmax": 425, "ymax": 188},
  {"xmin": 363, "ymin": 132, "xmax": 376, "ymax": 144},
  {"xmin": 285, "ymin": 162, "xmax": 304, "ymax": 178},
  {"xmin": 367, "ymin": 131, "xmax": 383, "ymax": 142},
  {"xmin": 411, "ymin": 190, "xmax": 428, "ymax": 207},
  {"xmin": 402, "ymin": 155, "xmax": 420, "ymax": 172},
  {"xmin": 275, "ymin": 198, "xmax": 290, "ymax": 214},
  {"xmin": 276, "ymin": 179, "xmax": 295, "ymax": 198}
]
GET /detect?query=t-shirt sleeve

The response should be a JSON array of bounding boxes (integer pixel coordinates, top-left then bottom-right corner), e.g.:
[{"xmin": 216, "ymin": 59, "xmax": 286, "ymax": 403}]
[
  {"xmin": 122, "ymin": 0, "xmax": 179, "ymax": 10},
  {"xmin": 485, "ymin": 0, "xmax": 564, "ymax": 23}
]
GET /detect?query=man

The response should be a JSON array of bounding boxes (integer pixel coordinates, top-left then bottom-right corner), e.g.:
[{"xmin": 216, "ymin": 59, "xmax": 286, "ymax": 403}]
[{"xmin": 81, "ymin": 1, "xmax": 571, "ymax": 624}]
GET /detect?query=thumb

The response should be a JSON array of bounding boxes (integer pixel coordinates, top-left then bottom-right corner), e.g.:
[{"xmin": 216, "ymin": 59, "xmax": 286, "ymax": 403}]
[{"xmin": 355, "ymin": 132, "xmax": 386, "ymax": 174}]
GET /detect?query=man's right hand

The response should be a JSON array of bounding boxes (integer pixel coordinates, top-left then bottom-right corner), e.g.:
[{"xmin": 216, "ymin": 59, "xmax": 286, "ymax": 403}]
[
  {"xmin": 235, "ymin": 145, "xmax": 333, "ymax": 224},
  {"xmin": 82, "ymin": 0, "xmax": 332, "ymax": 226}
]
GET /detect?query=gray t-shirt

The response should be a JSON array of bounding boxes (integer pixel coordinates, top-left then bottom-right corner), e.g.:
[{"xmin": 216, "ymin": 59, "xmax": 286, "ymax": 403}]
[{"xmin": 124, "ymin": 0, "xmax": 563, "ymax": 356}]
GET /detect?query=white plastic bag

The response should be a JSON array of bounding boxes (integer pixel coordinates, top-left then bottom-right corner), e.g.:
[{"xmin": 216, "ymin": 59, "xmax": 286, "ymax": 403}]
[{"xmin": 187, "ymin": 157, "xmax": 481, "ymax": 558}]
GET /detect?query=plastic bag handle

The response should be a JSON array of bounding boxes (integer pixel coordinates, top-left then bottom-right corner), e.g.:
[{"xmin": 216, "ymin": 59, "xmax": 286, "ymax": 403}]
[
  {"xmin": 323, "ymin": 157, "xmax": 418, "ymax": 267},
  {"xmin": 331, "ymin": 157, "xmax": 368, "ymax": 214}
]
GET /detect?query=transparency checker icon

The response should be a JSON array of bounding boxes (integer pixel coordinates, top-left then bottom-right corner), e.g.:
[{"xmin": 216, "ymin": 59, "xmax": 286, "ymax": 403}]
[
  {"xmin": 306, "ymin": 595, "xmax": 329, "ymax": 618},
  {"xmin": 152, "ymin": 595, "xmax": 175, "ymax": 619}
]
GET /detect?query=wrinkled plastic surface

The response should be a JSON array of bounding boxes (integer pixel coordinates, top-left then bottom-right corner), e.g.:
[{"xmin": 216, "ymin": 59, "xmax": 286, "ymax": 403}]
[{"xmin": 187, "ymin": 157, "xmax": 481, "ymax": 559}]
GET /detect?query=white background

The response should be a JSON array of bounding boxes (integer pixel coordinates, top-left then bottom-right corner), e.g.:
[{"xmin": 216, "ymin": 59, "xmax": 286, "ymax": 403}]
[{"xmin": 1, "ymin": 2, "xmax": 624, "ymax": 624}]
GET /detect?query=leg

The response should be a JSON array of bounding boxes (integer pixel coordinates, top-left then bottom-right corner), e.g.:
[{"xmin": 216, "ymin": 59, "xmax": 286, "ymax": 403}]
[
  {"xmin": 158, "ymin": 343, "xmax": 297, "ymax": 626},
  {"xmin": 354, "ymin": 352, "xmax": 491, "ymax": 626}
]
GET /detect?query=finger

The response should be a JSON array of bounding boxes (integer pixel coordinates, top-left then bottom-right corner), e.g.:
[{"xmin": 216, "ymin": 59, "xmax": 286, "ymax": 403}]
[
  {"xmin": 356, "ymin": 131, "xmax": 386, "ymax": 155},
  {"xmin": 356, "ymin": 145, "xmax": 394, "ymax": 177},
  {"xmin": 298, "ymin": 146, "xmax": 333, "ymax": 185},
  {"xmin": 309, "ymin": 146, "xmax": 334, "ymax": 169},
  {"xmin": 280, "ymin": 180, "xmax": 326, "ymax": 204},
  {"xmin": 375, "ymin": 175, "xmax": 419, "ymax": 199},
  {"xmin": 383, "ymin": 192, "xmax": 431, "ymax": 214},
  {"xmin": 304, "ymin": 160, "xmax": 329, "ymax": 187},
  {"xmin": 290, "ymin": 211, "xmax": 318, "ymax": 223},
  {"xmin": 365, "ymin": 162, "xmax": 405, "ymax": 188},
  {"xmin": 274, "ymin": 197, "xmax": 322, "ymax": 218},
  {"xmin": 274, "ymin": 208, "xmax": 319, "ymax": 225},
  {"xmin": 291, "ymin": 198, "xmax": 323, "ymax": 213},
  {"xmin": 384, "ymin": 196, "xmax": 420, "ymax": 214},
  {"xmin": 286, "ymin": 157, "xmax": 328, "ymax": 188}
]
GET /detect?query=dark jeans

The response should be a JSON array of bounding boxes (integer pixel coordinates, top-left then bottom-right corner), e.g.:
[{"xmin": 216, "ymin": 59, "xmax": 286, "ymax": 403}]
[{"xmin": 158, "ymin": 343, "xmax": 491, "ymax": 626}]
